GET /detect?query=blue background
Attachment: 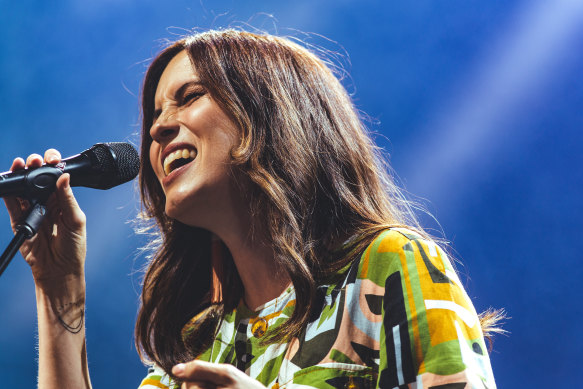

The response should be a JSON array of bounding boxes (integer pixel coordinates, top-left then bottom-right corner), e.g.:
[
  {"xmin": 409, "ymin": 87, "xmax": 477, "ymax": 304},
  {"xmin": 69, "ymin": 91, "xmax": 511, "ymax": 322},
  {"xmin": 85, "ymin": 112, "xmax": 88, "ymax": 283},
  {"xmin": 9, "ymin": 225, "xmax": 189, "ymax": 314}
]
[{"xmin": 1, "ymin": 0, "xmax": 581, "ymax": 387}]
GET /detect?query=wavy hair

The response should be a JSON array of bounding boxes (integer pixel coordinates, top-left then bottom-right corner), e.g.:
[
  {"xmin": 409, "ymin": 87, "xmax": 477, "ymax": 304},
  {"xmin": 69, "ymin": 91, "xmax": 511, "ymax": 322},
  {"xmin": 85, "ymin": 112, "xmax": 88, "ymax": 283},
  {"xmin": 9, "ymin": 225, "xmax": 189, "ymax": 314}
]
[{"xmin": 135, "ymin": 29, "xmax": 461, "ymax": 374}]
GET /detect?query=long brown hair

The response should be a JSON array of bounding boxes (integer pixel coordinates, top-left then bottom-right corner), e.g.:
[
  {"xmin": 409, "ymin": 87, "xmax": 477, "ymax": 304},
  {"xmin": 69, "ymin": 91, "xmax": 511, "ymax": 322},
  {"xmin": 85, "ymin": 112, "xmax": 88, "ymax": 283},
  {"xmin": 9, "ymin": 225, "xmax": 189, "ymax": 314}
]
[{"xmin": 136, "ymin": 29, "xmax": 435, "ymax": 374}]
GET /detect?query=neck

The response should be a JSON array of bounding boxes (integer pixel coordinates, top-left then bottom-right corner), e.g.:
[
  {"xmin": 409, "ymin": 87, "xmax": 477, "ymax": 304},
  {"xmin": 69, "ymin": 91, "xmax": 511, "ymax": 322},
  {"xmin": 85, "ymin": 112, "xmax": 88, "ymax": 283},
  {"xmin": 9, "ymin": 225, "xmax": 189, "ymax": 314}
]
[
  {"xmin": 203, "ymin": 180, "xmax": 290, "ymax": 310},
  {"xmin": 214, "ymin": 222, "xmax": 290, "ymax": 311},
  {"xmin": 184, "ymin": 176, "xmax": 291, "ymax": 310}
]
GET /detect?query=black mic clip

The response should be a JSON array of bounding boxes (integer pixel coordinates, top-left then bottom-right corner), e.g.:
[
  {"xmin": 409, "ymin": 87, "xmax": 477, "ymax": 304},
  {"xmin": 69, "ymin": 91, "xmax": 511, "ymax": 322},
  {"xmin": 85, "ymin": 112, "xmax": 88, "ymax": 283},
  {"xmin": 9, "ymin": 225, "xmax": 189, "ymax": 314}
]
[
  {"xmin": 16, "ymin": 200, "xmax": 48, "ymax": 239},
  {"xmin": 12, "ymin": 162, "xmax": 64, "ymax": 241}
]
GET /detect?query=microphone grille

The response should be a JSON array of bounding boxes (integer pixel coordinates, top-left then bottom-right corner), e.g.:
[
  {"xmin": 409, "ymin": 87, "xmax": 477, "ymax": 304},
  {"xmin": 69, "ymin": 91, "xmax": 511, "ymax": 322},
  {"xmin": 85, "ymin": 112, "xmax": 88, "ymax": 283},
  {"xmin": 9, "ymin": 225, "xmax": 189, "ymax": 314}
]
[{"xmin": 90, "ymin": 142, "xmax": 140, "ymax": 189}]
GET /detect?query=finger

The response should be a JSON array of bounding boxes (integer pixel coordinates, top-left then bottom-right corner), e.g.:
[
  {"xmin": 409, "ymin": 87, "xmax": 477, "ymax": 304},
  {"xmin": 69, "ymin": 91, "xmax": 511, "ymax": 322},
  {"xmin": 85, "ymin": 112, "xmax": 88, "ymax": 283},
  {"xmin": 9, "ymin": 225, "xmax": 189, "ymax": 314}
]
[
  {"xmin": 9, "ymin": 157, "xmax": 26, "ymax": 172},
  {"xmin": 3, "ymin": 158, "xmax": 28, "ymax": 226},
  {"xmin": 181, "ymin": 379, "xmax": 218, "ymax": 389},
  {"xmin": 173, "ymin": 361, "xmax": 234, "ymax": 386},
  {"xmin": 44, "ymin": 149, "xmax": 62, "ymax": 164},
  {"xmin": 46, "ymin": 192, "xmax": 61, "ymax": 221},
  {"xmin": 3, "ymin": 197, "xmax": 24, "ymax": 229},
  {"xmin": 55, "ymin": 173, "xmax": 86, "ymax": 231},
  {"xmin": 26, "ymin": 153, "xmax": 43, "ymax": 168}
]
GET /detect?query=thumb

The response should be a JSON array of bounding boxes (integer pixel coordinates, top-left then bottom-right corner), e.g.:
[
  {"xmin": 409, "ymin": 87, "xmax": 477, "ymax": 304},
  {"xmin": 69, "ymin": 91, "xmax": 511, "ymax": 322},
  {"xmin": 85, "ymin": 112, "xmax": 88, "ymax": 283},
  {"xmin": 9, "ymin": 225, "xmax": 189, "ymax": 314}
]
[{"xmin": 55, "ymin": 173, "xmax": 86, "ymax": 231}]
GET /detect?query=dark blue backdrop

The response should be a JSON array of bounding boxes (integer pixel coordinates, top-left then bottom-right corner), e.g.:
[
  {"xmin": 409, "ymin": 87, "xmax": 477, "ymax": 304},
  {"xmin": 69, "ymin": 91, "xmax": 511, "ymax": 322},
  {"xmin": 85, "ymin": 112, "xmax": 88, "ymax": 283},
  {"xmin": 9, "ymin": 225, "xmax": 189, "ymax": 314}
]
[{"xmin": 1, "ymin": 1, "xmax": 581, "ymax": 387}]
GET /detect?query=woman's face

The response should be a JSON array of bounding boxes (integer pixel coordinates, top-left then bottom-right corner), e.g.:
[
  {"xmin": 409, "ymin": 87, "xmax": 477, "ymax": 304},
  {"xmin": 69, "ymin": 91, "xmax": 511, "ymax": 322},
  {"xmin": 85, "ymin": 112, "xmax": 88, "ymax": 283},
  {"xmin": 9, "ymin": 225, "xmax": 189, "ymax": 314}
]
[{"xmin": 149, "ymin": 50, "xmax": 241, "ymax": 228}]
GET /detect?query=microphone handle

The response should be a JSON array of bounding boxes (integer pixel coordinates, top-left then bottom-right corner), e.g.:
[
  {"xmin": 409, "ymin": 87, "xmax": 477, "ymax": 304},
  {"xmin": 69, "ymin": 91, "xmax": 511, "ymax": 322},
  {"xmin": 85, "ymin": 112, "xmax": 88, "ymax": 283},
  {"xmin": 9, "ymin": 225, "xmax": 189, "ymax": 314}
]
[{"xmin": 0, "ymin": 153, "xmax": 93, "ymax": 198}]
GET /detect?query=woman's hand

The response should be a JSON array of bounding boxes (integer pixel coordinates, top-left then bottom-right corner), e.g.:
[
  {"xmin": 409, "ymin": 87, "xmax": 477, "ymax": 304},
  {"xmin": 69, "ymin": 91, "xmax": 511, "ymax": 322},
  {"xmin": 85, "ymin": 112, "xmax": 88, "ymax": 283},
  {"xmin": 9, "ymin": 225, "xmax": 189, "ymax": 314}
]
[
  {"xmin": 3, "ymin": 149, "xmax": 86, "ymax": 284},
  {"xmin": 172, "ymin": 360, "xmax": 267, "ymax": 389}
]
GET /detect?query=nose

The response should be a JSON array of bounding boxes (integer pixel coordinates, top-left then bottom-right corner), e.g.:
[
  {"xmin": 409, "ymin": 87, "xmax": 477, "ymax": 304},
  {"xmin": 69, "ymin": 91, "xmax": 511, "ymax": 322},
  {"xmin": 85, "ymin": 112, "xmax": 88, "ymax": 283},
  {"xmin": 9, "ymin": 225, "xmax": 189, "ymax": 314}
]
[{"xmin": 149, "ymin": 109, "xmax": 179, "ymax": 143}]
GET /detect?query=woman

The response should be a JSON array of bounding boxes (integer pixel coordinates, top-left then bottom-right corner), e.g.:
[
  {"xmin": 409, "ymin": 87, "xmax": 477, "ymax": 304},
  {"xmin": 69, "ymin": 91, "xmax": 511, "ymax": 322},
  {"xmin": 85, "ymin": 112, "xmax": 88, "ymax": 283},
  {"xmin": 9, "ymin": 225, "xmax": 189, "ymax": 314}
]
[{"xmin": 5, "ymin": 29, "xmax": 497, "ymax": 388}]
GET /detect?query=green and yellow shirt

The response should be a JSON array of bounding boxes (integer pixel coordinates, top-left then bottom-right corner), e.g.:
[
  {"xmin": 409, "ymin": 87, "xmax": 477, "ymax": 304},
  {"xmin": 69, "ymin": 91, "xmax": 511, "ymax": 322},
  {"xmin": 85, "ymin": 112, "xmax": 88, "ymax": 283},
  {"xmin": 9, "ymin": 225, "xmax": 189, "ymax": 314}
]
[{"xmin": 139, "ymin": 228, "xmax": 496, "ymax": 388}]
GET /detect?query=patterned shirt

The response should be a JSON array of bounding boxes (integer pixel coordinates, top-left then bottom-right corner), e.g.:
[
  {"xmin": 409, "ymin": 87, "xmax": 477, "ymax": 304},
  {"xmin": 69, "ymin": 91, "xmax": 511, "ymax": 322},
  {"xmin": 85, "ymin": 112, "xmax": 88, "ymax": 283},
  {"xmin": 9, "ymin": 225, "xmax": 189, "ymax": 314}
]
[{"xmin": 139, "ymin": 228, "xmax": 496, "ymax": 388}]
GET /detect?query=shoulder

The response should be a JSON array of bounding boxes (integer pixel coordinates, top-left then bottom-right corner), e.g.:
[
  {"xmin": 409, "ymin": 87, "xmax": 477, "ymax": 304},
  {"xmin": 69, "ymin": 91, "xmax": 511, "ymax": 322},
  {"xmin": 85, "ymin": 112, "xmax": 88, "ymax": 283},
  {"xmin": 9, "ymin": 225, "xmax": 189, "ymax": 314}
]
[
  {"xmin": 364, "ymin": 227, "xmax": 442, "ymax": 258},
  {"xmin": 361, "ymin": 228, "xmax": 497, "ymax": 387},
  {"xmin": 355, "ymin": 227, "xmax": 453, "ymax": 288}
]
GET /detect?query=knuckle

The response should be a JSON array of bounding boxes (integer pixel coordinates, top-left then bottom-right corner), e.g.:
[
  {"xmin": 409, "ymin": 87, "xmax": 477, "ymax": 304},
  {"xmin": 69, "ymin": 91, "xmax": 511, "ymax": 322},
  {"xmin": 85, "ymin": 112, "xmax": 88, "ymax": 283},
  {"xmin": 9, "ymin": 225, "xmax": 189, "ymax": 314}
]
[
  {"xmin": 183, "ymin": 383, "xmax": 203, "ymax": 389},
  {"xmin": 75, "ymin": 215, "xmax": 87, "ymax": 229},
  {"xmin": 222, "ymin": 364, "xmax": 239, "ymax": 381}
]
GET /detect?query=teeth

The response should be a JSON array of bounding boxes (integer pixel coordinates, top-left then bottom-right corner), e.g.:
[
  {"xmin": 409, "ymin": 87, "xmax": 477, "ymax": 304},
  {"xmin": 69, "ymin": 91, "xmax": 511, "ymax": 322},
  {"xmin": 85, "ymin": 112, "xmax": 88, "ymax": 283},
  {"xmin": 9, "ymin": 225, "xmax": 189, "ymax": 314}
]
[{"xmin": 163, "ymin": 148, "xmax": 197, "ymax": 176}]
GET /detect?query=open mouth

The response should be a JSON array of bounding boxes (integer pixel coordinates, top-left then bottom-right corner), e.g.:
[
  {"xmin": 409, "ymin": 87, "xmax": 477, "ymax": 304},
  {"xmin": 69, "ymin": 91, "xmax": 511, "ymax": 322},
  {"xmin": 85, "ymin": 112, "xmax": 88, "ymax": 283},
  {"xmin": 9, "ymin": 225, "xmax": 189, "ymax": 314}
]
[{"xmin": 163, "ymin": 148, "xmax": 197, "ymax": 176}]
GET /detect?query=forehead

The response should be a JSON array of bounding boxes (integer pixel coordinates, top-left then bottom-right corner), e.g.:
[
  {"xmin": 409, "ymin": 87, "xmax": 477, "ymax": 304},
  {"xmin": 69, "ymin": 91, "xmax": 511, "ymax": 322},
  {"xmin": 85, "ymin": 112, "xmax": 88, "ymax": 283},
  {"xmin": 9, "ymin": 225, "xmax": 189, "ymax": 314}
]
[{"xmin": 154, "ymin": 50, "xmax": 199, "ymax": 105}]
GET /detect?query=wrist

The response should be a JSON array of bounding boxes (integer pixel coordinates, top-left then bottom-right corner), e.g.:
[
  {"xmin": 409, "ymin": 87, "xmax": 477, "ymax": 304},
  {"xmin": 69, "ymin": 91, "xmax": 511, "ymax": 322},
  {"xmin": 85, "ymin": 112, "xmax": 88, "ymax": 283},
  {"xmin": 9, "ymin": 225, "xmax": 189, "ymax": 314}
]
[
  {"xmin": 35, "ymin": 272, "xmax": 85, "ymax": 291},
  {"xmin": 35, "ymin": 274, "xmax": 86, "ymax": 310},
  {"xmin": 36, "ymin": 275, "xmax": 86, "ymax": 335}
]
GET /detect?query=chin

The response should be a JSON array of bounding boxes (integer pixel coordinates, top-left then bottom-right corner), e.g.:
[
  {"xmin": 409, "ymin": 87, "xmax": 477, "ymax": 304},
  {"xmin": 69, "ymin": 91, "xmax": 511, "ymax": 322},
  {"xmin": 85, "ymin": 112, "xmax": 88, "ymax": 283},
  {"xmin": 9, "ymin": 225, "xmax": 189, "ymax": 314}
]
[
  {"xmin": 164, "ymin": 197, "xmax": 187, "ymax": 221},
  {"xmin": 163, "ymin": 184, "xmax": 198, "ymax": 219},
  {"xmin": 165, "ymin": 205, "xmax": 189, "ymax": 223},
  {"xmin": 164, "ymin": 198, "xmax": 205, "ymax": 228}
]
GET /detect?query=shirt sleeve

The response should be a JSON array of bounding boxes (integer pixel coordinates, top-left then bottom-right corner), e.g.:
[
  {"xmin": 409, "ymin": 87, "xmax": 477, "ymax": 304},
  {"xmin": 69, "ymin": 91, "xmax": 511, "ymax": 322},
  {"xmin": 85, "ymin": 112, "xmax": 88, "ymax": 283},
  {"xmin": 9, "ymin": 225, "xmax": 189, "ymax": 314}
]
[
  {"xmin": 362, "ymin": 228, "xmax": 497, "ymax": 388},
  {"xmin": 138, "ymin": 364, "xmax": 177, "ymax": 389}
]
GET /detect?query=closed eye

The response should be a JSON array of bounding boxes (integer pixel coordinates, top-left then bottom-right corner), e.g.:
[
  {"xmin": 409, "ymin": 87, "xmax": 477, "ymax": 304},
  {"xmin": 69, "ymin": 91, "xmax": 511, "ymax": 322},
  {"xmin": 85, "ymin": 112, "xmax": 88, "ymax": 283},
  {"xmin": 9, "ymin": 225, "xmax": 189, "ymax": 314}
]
[
  {"xmin": 181, "ymin": 91, "xmax": 204, "ymax": 105},
  {"xmin": 152, "ymin": 81, "xmax": 205, "ymax": 122}
]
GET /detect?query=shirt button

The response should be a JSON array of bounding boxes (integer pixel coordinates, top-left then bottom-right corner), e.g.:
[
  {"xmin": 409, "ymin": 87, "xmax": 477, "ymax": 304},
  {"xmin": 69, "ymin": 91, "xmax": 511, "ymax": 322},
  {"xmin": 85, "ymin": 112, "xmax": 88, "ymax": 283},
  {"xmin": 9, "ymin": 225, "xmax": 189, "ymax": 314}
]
[{"xmin": 345, "ymin": 376, "xmax": 358, "ymax": 389}]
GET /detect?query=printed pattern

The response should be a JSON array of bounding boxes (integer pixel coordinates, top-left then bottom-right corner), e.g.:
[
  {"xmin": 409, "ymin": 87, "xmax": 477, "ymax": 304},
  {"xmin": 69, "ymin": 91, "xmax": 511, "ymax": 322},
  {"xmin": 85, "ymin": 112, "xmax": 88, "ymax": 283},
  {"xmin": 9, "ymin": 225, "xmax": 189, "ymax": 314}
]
[{"xmin": 139, "ymin": 228, "xmax": 496, "ymax": 388}]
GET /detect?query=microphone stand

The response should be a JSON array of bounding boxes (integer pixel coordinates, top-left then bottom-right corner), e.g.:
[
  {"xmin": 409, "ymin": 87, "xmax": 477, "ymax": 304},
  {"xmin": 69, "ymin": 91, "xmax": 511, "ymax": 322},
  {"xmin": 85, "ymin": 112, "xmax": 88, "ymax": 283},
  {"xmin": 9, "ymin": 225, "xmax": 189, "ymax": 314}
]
[{"xmin": 0, "ymin": 199, "xmax": 48, "ymax": 278}]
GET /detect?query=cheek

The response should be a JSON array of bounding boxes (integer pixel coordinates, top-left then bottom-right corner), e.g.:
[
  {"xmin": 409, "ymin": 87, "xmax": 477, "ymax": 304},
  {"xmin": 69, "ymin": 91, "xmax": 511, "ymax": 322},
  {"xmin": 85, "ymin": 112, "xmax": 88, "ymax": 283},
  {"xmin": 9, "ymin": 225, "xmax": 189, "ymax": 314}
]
[{"xmin": 149, "ymin": 143, "xmax": 161, "ymax": 177}]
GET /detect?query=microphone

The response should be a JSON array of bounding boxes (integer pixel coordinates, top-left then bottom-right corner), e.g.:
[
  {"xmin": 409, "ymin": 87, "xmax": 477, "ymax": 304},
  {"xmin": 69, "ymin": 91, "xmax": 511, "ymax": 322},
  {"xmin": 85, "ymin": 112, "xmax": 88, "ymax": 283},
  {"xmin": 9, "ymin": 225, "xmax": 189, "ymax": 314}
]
[{"xmin": 0, "ymin": 142, "xmax": 140, "ymax": 199}]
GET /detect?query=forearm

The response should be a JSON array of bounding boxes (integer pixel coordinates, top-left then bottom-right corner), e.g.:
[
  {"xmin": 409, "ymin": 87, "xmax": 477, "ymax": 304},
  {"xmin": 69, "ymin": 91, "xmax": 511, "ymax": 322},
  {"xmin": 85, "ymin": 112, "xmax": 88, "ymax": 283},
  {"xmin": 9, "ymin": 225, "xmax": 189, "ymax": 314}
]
[{"xmin": 35, "ymin": 275, "xmax": 91, "ymax": 389}]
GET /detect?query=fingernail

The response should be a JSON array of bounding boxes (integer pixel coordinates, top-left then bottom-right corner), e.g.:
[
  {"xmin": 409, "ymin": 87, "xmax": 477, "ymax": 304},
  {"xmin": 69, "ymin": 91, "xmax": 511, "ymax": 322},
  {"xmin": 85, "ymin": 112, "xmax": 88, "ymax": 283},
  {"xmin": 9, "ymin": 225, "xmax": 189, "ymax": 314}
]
[{"xmin": 173, "ymin": 363, "xmax": 185, "ymax": 375}]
